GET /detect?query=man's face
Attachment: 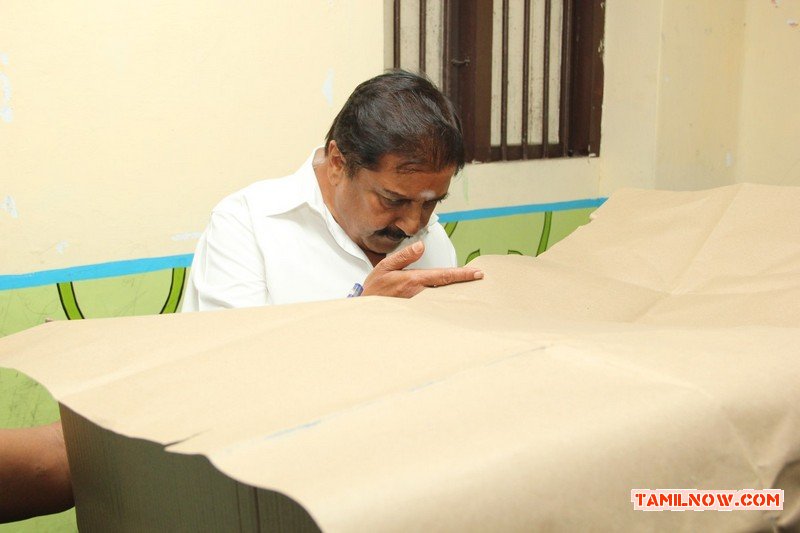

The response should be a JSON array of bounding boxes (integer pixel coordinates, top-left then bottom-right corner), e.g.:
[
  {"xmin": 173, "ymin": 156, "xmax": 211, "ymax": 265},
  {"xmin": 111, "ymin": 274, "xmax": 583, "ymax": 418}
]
[{"xmin": 328, "ymin": 148, "xmax": 454, "ymax": 256}]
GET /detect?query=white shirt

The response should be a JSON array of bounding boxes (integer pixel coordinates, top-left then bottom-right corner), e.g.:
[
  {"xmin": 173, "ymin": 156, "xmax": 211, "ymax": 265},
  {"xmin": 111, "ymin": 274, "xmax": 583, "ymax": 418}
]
[{"xmin": 182, "ymin": 150, "xmax": 457, "ymax": 311}]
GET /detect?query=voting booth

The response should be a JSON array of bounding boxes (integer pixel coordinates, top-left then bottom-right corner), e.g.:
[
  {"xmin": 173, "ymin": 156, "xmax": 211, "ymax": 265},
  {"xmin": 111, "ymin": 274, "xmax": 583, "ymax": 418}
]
[{"xmin": 1, "ymin": 184, "xmax": 798, "ymax": 531}]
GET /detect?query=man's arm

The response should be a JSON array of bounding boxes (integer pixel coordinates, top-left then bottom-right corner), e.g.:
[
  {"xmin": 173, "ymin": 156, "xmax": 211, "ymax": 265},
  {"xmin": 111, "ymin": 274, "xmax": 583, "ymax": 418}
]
[
  {"xmin": 183, "ymin": 200, "xmax": 269, "ymax": 312},
  {"xmin": 0, "ymin": 422, "xmax": 74, "ymax": 523}
]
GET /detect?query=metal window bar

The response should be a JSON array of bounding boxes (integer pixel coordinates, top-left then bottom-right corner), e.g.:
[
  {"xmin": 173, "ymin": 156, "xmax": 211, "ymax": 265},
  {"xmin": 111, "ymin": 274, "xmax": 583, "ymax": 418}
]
[
  {"xmin": 559, "ymin": 0, "xmax": 573, "ymax": 156},
  {"xmin": 542, "ymin": 0, "xmax": 551, "ymax": 158},
  {"xmin": 500, "ymin": 0, "xmax": 509, "ymax": 161},
  {"xmin": 521, "ymin": 0, "xmax": 531, "ymax": 160},
  {"xmin": 495, "ymin": 0, "xmax": 557, "ymax": 162},
  {"xmin": 393, "ymin": 0, "xmax": 401, "ymax": 68},
  {"xmin": 419, "ymin": 0, "xmax": 427, "ymax": 71},
  {"xmin": 443, "ymin": 0, "xmax": 452, "ymax": 96}
]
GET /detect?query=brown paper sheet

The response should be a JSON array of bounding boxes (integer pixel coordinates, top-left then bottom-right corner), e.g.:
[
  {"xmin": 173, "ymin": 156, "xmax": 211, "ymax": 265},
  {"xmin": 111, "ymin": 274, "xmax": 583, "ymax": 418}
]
[{"xmin": 1, "ymin": 183, "xmax": 798, "ymax": 531}]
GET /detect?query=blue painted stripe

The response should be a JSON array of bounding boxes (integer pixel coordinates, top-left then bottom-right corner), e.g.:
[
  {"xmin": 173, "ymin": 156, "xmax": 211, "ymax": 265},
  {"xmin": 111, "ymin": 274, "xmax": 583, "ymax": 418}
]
[
  {"xmin": 437, "ymin": 197, "xmax": 606, "ymax": 222},
  {"xmin": 0, "ymin": 254, "xmax": 194, "ymax": 291},
  {"xmin": 0, "ymin": 198, "xmax": 606, "ymax": 290}
]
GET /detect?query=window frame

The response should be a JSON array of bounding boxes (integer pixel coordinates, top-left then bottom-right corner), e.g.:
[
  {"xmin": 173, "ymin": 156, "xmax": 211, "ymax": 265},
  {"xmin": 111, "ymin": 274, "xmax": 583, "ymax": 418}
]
[{"xmin": 391, "ymin": 0, "xmax": 605, "ymax": 163}]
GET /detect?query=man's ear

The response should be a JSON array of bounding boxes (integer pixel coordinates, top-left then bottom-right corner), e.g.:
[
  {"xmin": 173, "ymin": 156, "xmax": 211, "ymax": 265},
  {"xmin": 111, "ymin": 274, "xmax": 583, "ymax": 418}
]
[{"xmin": 327, "ymin": 140, "xmax": 347, "ymax": 185}]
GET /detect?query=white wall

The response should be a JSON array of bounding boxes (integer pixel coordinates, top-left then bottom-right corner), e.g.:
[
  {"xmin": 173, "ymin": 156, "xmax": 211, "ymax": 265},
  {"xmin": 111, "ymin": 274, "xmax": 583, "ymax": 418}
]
[
  {"xmin": 737, "ymin": 0, "xmax": 800, "ymax": 186},
  {"xmin": 652, "ymin": 0, "xmax": 746, "ymax": 191},
  {"xmin": 0, "ymin": 0, "xmax": 384, "ymax": 273},
  {"xmin": 3, "ymin": 0, "xmax": 799, "ymax": 275},
  {"xmin": 602, "ymin": 0, "xmax": 800, "ymax": 193}
]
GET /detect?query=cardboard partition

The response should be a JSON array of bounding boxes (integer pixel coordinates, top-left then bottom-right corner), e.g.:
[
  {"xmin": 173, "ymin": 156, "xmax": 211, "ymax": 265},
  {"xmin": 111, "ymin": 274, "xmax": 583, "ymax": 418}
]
[{"xmin": 1, "ymin": 183, "xmax": 799, "ymax": 531}]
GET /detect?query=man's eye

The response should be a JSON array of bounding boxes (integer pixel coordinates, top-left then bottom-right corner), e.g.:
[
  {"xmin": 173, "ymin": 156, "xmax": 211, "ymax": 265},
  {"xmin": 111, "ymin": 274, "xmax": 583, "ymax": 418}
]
[
  {"xmin": 383, "ymin": 197, "xmax": 405, "ymax": 207},
  {"xmin": 423, "ymin": 199, "xmax": 442, "ymax": 208}
]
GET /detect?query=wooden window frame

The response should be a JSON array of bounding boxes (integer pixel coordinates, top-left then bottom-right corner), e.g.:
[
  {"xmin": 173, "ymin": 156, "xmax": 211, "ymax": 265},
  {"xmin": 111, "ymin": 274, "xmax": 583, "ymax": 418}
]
[{"xmin": 392, "ymin": 0, "xmax": 605, "ymax": 163}]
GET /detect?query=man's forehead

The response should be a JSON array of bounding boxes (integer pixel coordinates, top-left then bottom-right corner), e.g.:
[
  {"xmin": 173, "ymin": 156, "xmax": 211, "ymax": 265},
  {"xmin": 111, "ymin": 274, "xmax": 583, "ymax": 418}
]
[
  {"xmin": 391, "ymin": 160, "xmax": 434, "ymax": 174},
  {"xmin": 377, "ymin": 184, "xmax": 449, "ymax": 201},
  {"xmin": 357, "ymin": 154, "xmax": 454, "ymax": 198},
  {"xmin": 377, "ymin": 152, "xmax": 451, "ymax": 174}
]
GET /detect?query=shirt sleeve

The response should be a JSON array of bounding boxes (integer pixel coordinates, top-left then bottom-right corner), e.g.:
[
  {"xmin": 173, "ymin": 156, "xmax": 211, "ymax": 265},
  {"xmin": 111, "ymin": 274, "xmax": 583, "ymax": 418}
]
[{"xmin": 181, "ymin": 196, "xmax": 269, "ymax": 311}]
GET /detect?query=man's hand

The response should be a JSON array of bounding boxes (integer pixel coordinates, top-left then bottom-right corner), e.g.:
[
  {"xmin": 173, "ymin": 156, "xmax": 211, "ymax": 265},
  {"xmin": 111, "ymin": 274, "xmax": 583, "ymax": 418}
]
[{"xmin": 362, "ymin": 241, "xmax": 483, "ymax": 298}]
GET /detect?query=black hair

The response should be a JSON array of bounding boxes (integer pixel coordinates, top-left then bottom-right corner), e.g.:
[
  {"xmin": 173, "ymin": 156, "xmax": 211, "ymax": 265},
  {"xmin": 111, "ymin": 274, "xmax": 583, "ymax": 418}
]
[{"xmin": 324, "ymin": 70, "xmax": 464, "ymax": 176}]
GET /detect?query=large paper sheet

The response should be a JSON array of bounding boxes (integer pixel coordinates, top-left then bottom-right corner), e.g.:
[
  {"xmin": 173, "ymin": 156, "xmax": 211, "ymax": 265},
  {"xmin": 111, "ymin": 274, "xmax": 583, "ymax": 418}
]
[{"xmin": 1, "ymin": 183, "xmax": 798, "ymax": 531}]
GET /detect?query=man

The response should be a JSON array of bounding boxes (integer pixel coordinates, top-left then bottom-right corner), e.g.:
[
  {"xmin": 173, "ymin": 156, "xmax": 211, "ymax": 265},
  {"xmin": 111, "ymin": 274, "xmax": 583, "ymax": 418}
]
[{"xmin": 183, "ymin": 70, "xmax": 483, "ymax": 311}]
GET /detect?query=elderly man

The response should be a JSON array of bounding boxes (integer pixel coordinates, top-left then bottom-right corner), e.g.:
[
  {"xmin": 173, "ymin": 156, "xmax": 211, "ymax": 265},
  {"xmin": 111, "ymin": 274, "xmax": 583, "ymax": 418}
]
[{"xmin": 183, "ymin": 70, "xmax": 482, "ymax": 311}]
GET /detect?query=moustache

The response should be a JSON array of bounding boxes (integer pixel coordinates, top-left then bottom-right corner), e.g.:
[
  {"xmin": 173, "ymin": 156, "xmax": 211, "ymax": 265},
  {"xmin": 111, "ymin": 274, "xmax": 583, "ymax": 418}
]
[{"xmin": 375, "ymin": 227, "xmax": 411, "ymax": 241}]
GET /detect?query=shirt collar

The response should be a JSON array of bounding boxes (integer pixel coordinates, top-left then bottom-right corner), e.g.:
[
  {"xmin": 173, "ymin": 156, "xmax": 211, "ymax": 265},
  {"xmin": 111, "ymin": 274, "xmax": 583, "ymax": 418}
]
[{"xmin": 256, "ymin": 148, "xmax": 322, "ymax": 217}]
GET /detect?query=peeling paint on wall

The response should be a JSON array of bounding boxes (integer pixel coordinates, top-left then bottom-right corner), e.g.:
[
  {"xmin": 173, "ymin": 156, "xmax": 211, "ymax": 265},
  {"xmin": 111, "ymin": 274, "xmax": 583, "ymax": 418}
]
[
  {"xmin": 322, "ymin": 68, "xmax": 334, "ymax": 107},
  {"xmin": 1, "ymin": 195, "xmax": 19, "ymax": 218},
  {"xmin": 55, "ymin": 241, "xmax": 69, "ymax": 254},
  {"xmin": 788, "ymin": 19, "xmax": 799, "ymax": 28},
  {"xmin": 0, "ymin": 52, "xmax": 11, "ymax": 123},
  {"xmin": 725, "ymin": 152, "xmax": 734, "ymax": 168},
  {"xmin": 0, "ymin": 60, "xmax": 12, "ymax": 124}
]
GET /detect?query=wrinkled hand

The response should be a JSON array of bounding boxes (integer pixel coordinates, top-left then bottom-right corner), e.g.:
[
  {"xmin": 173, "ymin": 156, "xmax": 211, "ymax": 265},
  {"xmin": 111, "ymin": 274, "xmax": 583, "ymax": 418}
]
[{"xmin": 362, "ymin": 241, "xmax": 484, "ymax": 298}]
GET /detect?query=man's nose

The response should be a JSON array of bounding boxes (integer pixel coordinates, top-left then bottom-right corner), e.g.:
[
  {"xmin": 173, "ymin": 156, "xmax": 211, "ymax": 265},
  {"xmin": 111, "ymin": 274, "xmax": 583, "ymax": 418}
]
[{"xmin": 395, "ymin": 203, "xmax": 425, "ymax": 236}]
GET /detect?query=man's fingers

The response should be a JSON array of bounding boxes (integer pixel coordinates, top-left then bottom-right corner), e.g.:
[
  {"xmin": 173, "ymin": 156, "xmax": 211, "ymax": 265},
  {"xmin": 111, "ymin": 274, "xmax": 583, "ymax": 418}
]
[
  {"xmin": 416, "ymin": 266, "xmax": 484, "ymax": 287},
  {"xmin": 377, "ymin": 241, "xmax": 425, "ymax": 272}
]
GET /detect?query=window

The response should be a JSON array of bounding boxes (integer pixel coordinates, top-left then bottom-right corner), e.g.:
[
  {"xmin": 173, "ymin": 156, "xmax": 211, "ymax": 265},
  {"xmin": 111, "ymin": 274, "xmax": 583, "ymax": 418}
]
[{"xmin": 390, "ymin": 0, "xmax": 605, "ymax": 162}]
